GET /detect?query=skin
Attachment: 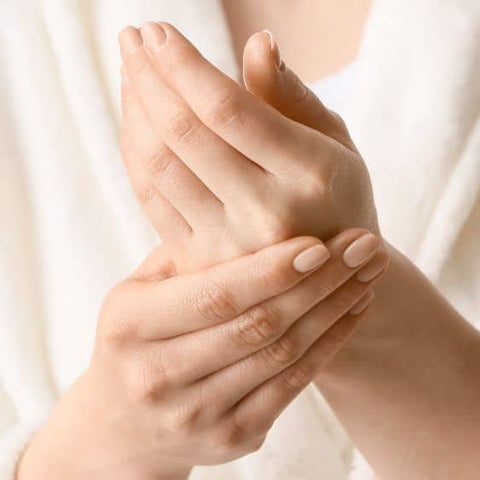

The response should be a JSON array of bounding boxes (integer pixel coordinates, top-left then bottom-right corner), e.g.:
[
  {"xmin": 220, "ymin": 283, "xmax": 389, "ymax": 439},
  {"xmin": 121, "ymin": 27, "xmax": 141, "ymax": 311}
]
[
  {"xmin": 114, "ymin": 23, "xmax": 480, "ymax": 479},
  {"xmin": 16, "ymin": 7, "xmax": 480, "ymax": 480},
  {"xmin": 118, "ymin": 24, "xmax": 378, "ymax": 274},
  {"xmin": 17, "ymin": 232, "xmax": 389, "ymax": 480},
  {"xmin": 220, "ymin": 0, "xmax": 373, "ymax": 81}
]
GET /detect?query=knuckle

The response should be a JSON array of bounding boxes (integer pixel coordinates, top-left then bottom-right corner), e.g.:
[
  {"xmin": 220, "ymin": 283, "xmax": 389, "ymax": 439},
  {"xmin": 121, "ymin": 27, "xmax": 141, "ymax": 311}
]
[
  {"xmin": 263, "ymin": 334, "xmax": 298, "ymax": 368},
  {"xmin": 203, "ymin": 90, "xmax": 243, "ymax": 129},
  {"xmin": 195, "ymin": 279, "xmax": 237, "ymax": 322},
  {"xmin": 283, "ymin": 361, "xmax": 313, "ymax": 390},
  {"xmin": 134, "ymin": 182, "xmax": 159, "ymax": 206},
  {"xmin": 256, "ymin": 212, "xmax": 292, "ymax": 246},
  {"xmin": 162, "ymin": 400, "xmax": 201, "ymax": 434},
  {"xmin": 143, "ymin": 147, "xmax": 175, "ymax": 178},
  {"xmin": 128, "ymin": 353, "xmax": 171, "ymax": 403},
  {"xmin": 236, "ymin": 304, "xmax": 280, "ymax": 346},
  {"xmin": 211, "ymin": 418, "xmax": 245, "ymax": 453},
  {"xmin": 166, "ymin": 109, "xmax": 199, "ymax": 145},
  {"xmin": 249, "ymin": 434, "xmax": 268, "ymax": 453},
  {"xmin": 298, "ymin": 165, "xmax": 330, "ymax": 199}
]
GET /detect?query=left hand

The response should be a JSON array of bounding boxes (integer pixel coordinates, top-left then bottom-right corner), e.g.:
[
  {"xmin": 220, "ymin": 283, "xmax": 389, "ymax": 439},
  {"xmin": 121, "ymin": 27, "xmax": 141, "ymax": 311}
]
[{"xmin": 119, "ymin": 23, "xmax": 379, "ymax": 272}]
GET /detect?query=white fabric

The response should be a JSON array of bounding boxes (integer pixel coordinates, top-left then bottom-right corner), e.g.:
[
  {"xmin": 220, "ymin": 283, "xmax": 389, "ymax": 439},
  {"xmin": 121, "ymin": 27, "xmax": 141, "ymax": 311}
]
[
  {"xmin": 309, "ymin": 61, "xmax": 358, "ymax": 125},
  {"xmin": 1, "ymin": 0, "xmax": 480, "ymax": 479}
]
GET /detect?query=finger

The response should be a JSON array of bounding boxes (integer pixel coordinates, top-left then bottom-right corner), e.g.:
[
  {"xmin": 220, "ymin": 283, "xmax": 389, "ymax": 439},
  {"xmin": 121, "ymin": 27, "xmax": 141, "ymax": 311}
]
[
  {"xmin": 121, "ymin": 61, "xmax": 225, "ymax": 233},
  {"xmin": 138, "ymin": 22, "xmax": 326, "ymax": 179},
  {"xmin": 121, "ymin": 235, "xmax": 331, "ymax": 339},
  {"xmin": 157, "ymin": 229, "xmax": 386, "ymax": 384},
  {"xmin": 234, "ymin": 309, "xmax": 367, "ymax": 434},
  {"xmin": 119, "ymin": 26, "xmax": 264, "ymax": 204},
  {"xmin": 242, "ymin": 31, "xmax": 357, "ymax": 152},
  {"xmin": 121, "ymin": 66, "xmax": 192, "ymax": 239},
  {"xmin": 198, "ymin": 259, "xmax": 383, "ymax": 413}
]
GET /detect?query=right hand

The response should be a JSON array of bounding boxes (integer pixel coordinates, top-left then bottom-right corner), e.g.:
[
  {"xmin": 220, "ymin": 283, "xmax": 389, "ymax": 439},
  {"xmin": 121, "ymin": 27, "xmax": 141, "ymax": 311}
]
[{"xmin": 17, "ymin": 229, "xmax": 388, "ymax": 480}]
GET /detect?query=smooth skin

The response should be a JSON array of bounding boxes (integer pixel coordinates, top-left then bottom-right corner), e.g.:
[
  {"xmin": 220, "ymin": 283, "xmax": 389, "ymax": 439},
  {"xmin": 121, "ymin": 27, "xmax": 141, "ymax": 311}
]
[
  {"xmin": 220, "ymin": 0, "xmax": 373, "ymax": 82},
  {"xmin": 115, "ymin": 23, "xmax": 480, "ymax": 480},
  {"xmin": 119, "ymin": 23, "xmax": 377, "ymax": 274},
  {"xmin": 18, "ymin": 231, "xmax": 389, "ymax": 480}
]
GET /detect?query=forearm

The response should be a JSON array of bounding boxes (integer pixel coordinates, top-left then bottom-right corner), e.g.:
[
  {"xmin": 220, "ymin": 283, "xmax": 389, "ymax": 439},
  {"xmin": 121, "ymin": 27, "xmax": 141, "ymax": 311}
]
[{"xmin": 316, "ymin": 243, "xmax": 480, "ymax": 479}]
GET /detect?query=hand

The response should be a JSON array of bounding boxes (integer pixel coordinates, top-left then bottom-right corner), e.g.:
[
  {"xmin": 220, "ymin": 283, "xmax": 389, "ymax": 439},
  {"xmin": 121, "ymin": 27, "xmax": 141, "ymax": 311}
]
[
  {"xmin": 119, "ymin": 23, "xmax": 379, "ymax": 272},
  {"xmin": 17, "ymin": 230, "xmax": 389, "ymax": 480}
]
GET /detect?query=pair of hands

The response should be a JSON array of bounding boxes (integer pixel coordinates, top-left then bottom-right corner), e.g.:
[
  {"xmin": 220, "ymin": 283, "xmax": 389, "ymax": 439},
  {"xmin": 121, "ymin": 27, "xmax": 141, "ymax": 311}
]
[{"xmin": 17, "ymin": 22, "xmax": 387, "ymax": 480}]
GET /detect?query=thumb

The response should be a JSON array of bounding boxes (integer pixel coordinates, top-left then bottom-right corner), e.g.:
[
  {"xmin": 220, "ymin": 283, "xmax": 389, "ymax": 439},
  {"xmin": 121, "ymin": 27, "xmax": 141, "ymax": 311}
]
[{"xmin": 243, "ymin": 31, "xmax": 356, "ymax": 151}]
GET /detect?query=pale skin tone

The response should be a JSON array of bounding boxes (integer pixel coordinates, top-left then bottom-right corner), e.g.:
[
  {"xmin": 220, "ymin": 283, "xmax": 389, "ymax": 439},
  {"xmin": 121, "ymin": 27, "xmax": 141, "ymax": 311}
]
[{"xmin": 17, "ymin": 3, "xmax": 480, "ymax": 480}]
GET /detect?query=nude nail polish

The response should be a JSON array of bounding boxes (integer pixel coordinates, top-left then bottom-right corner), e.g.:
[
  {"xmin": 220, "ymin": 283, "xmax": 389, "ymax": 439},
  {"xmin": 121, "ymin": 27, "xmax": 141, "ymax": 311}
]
[
  {"xmin": 343, "ymin": 234, "xmax": 382, "ymax": 269},
  {"xmin": 293, "ymin": 244, "xmax": 330, "ymax": 273}
]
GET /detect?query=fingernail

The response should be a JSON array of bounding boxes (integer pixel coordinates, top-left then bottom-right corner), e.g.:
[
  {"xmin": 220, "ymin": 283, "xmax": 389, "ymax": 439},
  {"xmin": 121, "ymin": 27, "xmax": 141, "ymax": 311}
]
[
  {"xmin": 356, "ymin": 259, "xmax": 387, "ymax": 283},
  {"xmin": 343, "ymin": 234, "xmax": 382, "ymax": 269},
  {"xmin": 119, "ymin": 26, "xmax": 143, "ymax": 56},
  {"xmin": 262, "ymin": 30, "xmax": 284, "ymax": 70},
  {"xmin": 349, "ymin": 290, "xmax": 374, "ymax": 316},
  {"xmin": 141, "ymin": 22, "xmax": 167, "ymax": 51},
  {"xmin": 293, "ymin": 244, "xmax": 330, "ymax": 273}
]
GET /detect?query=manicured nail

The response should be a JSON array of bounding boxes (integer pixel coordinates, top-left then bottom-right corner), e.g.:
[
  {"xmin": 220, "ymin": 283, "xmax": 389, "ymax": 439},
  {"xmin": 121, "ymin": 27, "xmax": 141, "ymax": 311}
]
[
  {"xmin": 343, "ymin": 234, "xmax": 382, "ymax": 269},
  {"xmin": 120, "ymin": 26, "xmax": 143, "ymax": 56},
  {"xmin": 349, "ymin": 290, "xmax": 374, "ymax": 316},
  {"xmin": 262, "ymin": 30, "xmax": 284, "ymax": 70},
  {"xmin": 356, "ymin": 259, "xmax": 387, "ymax": 283},
  {"xmin": 293, "ymin": 244, "xmax": 330, "ymax": 273},
  {"xmin": 141, "ymin": 22, "xmax": 167, "ymax": 51}
]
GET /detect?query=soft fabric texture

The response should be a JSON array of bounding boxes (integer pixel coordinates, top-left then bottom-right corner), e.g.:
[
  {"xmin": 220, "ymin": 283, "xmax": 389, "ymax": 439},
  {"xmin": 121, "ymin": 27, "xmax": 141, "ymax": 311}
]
[
  {"xmin": 1, "ymin": 0, "xmax": 479, "ymax": 478},
  {"xmin": 309, "ymin": 61, "xmax": 358, "ymax": 124}
]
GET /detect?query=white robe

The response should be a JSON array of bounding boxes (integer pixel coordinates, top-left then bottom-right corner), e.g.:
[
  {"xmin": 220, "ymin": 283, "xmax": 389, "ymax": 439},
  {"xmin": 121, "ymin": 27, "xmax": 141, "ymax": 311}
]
[{"xmin": 1, "ymin": 0, "xmax": 479, "ymax": 478}]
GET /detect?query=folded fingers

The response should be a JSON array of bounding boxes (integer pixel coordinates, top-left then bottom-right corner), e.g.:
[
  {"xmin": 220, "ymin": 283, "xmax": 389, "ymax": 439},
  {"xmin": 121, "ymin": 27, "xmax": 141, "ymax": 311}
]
[
  {"xmin": 121, "ymin": 54, "xmax": 223, "ymax": 234},
  {"xmin": 119, "ymin": 25, "xmax": 265, "ymax": 204}
]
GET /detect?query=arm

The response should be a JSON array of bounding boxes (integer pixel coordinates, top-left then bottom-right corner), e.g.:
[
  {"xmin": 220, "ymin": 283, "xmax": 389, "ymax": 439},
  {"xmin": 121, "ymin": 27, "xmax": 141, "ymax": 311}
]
[
  {"xmin": 316, "ymin": 244, "xmax": 480, "ymax": 479},
  {"xmin": 118, "ymin": 23, "xmax": 480, "ymax": 479}
]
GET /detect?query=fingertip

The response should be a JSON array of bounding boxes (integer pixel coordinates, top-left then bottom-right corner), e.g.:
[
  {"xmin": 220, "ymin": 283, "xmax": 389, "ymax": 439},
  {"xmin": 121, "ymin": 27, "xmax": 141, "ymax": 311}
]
[
  {"xmin": 118, "ymin": 25, "xmax": 143, "ymax": 59},
  {"xmin": 243, "ymin": 31, "xmax": 280, "ymax": 90}
]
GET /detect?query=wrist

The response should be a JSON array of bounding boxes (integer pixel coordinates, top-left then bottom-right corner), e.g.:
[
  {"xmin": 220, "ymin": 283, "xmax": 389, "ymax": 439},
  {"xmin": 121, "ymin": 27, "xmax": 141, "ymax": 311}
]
[
  {"xmin": 314, "ymin": 241, "xmax": 480, "ymax": 478},
  {"xmin": 17, "ymin": 373, "xmax": 193, "ymax": 480}
]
